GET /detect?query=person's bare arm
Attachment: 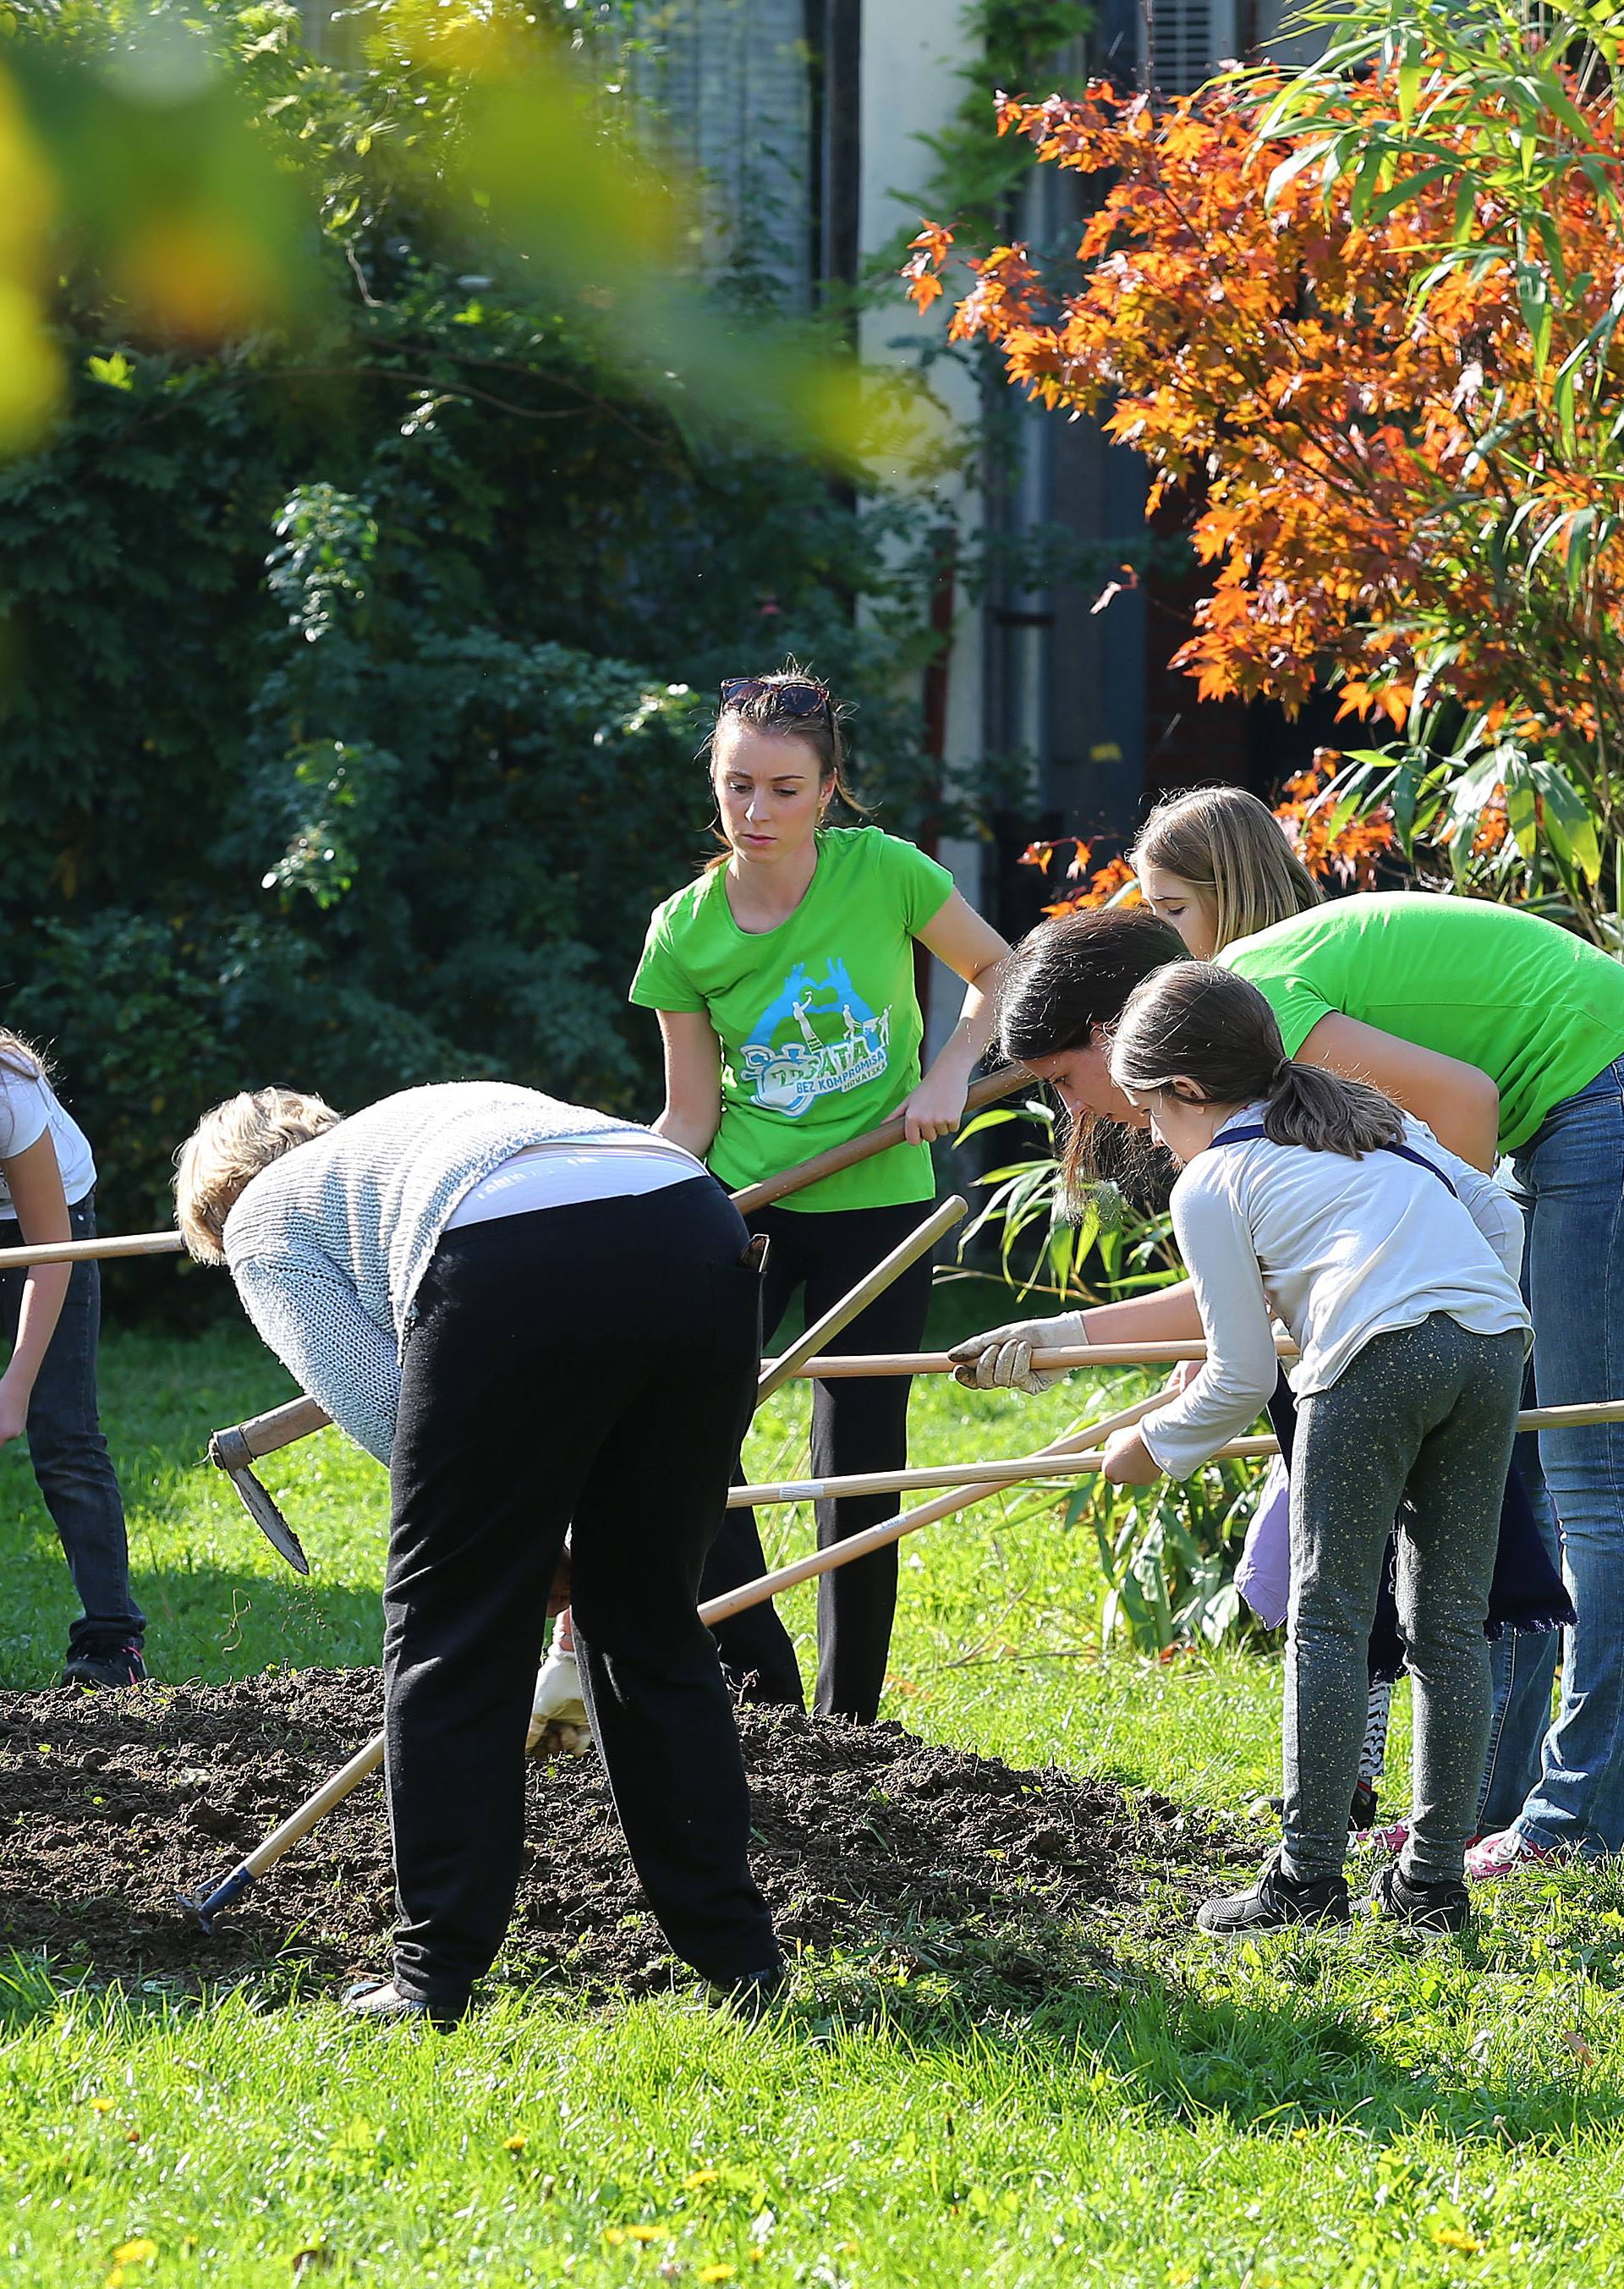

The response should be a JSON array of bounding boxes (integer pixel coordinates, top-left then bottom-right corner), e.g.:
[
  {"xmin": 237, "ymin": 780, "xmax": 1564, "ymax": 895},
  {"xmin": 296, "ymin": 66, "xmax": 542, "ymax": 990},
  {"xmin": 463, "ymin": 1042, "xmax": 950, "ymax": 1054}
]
[
  {"xmin": 1295, "ymin": 1013, "xmax": 1501, "ymax": 1172},
  {"xmin": 900, "ymin": 892, "xmax": 1013, "ymax": 1144},
  {"xmin": 0, "ymin": 1136, "xmax": 72, "ymax": 1445},
  {"xmin": 1073, "ymin": 1281, "xmax": 1204, "ymax": 1344},
  {"xmin": 650, "ymin": 1009, "xmax": 723, "ymax": 1161}
]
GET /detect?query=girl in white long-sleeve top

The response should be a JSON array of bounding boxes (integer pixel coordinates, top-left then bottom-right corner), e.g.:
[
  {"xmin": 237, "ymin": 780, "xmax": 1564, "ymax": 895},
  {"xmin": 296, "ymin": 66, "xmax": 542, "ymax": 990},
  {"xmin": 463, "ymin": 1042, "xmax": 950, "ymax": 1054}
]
[{"xmin": 966, "ymin": 963, "xmax": 1532, "ymax": 1935}]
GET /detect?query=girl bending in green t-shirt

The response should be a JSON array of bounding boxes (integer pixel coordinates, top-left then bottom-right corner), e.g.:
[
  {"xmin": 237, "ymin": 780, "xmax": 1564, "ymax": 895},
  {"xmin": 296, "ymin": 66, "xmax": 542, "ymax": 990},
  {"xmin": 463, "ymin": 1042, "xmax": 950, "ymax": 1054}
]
[
  {"xmin": 626, "ymin": 669, "xmax": 1010, "ymax": 1721},
  {"xmin": 955, "ymin": 786, "xmax": 1616, "ymax": 1878}
]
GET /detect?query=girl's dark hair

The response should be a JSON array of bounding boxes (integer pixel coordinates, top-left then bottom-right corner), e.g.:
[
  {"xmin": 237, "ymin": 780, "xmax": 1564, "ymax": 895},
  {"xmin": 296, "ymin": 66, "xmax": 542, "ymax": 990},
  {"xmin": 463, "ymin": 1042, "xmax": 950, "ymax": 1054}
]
[
  {"xmin": 702, "ymin": 662, "xmax": 867, "ymax": 870},
  {"xmin": 1110, "ymin": 963, "xmax": 1406, "ymax": 1157},
  {"xmin": 996, "ymin": 904, "xmax": 1189, "ymax": 1205}
]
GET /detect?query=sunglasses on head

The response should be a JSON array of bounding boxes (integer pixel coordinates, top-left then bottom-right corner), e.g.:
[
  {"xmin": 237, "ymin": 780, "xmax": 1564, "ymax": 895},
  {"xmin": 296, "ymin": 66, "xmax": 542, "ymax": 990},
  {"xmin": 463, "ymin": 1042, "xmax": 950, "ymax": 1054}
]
[{"xmin": 719, "ymin": 677, "xmax": 831, "ymax": 722}]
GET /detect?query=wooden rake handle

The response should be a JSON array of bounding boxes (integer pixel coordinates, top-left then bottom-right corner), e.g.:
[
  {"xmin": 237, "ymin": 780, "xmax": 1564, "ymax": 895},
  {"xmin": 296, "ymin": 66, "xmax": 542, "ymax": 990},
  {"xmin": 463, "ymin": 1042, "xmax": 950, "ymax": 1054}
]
[
  {"xmin": 756, "ymin": 1194, "xmax": 965, "ymax": 1403},
  {"xmin": 726, "ymin": 1397, "xmax": 1624, "ymax": 1512},
  {"xmin": 789, "ymin": 1338, "xmax": 1297, "ymax": 1379},
  {"xmin": 0, "ymin": 1228, "xmax": 186, "ymax": 1271}
]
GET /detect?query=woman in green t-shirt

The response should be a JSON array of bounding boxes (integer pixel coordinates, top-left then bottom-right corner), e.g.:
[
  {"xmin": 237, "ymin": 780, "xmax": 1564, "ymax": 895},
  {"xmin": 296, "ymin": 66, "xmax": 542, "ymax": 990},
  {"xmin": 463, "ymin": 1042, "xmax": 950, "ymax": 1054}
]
[
  {"xmin": 630, "ymin": 670, "xmax": 1010, "ymax": 1721},
  {"xmin": 956, "ymin": 788, "xmax": 1624, "ymax": 1876}
]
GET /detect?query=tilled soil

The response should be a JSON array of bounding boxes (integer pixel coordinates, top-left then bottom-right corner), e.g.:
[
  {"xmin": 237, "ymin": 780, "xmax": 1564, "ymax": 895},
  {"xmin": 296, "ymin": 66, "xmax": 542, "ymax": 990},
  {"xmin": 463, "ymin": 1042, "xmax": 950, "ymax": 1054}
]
[{"xmin": 0, "ymin": 1668, "xmax": 1211, "ymax": 2000}]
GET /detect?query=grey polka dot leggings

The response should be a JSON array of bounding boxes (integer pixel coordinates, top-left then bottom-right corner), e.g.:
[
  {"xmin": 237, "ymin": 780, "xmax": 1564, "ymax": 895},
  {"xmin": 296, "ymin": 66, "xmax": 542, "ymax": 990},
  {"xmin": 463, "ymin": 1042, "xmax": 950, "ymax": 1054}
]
[{"xmin": 1282, "ymin": 1313, "xmax": 1526, "ymax": 1886}]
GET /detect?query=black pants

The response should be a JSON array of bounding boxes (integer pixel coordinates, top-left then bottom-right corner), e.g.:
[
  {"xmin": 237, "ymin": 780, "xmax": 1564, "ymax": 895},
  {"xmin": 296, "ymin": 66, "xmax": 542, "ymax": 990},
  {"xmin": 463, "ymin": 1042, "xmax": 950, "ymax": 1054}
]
[
  {"xmin": 701, "ymin": 1199, "xmax": 935, "ymax": 1725},
  {"xmin": 0, "ymin": 1191, "xmax": 142, "ymax": 1655},
  {"xmin": 385, "ymin": 1176, "xmax": 778, "ymax": 2008}
]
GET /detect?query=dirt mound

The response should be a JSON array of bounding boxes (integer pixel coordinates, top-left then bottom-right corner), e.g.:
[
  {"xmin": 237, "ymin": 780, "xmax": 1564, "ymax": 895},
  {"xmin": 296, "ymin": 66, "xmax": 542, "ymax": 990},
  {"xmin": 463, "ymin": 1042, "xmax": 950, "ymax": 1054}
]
[{"xmin": 0, "ymin": 1669, "xmax": 1211, "ymax": 1999}]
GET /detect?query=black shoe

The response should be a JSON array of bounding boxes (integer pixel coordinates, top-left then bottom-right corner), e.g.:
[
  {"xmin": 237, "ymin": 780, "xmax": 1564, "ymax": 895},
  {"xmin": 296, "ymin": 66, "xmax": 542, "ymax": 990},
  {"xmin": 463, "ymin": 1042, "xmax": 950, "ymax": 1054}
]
[
  {"xmin": 62, "ymin": 1639, "xmax": 147, "ymax": 1689},
  {"xmin": 341, "ymin": 1980, "xmax": 468, "ymax": 2028},
  {"xmin": 1368, "ymin": 1861, "xmax": 1471, "ymax": 1933},
  {"xmin": 709, "ymin": 1962, "xmax": 787, "ymax": 2023},
  {"xmin": 1196, "ymin": 1852, "xmax": 1350, "ymax": 1935}
]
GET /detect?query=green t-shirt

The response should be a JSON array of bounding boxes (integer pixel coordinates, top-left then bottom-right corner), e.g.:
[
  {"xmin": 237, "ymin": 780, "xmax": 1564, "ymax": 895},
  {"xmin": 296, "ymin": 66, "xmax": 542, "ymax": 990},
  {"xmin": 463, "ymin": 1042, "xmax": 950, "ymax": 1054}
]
[
  {"xmin": 630, "ymin": 827, "xmax": 956, "ymax": 1210},
  {"xmin": 1221, "ymin": 892, "xmax": 1624, "ymax": 1152}
]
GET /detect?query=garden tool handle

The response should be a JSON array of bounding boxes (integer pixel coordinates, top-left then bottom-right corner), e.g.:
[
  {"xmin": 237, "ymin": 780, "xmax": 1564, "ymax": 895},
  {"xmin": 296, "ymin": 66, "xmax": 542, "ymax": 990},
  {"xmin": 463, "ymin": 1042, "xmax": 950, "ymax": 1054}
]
[{"xmin": 0, "ymin": 1228, "xmax": 186, "ymax": 1271}]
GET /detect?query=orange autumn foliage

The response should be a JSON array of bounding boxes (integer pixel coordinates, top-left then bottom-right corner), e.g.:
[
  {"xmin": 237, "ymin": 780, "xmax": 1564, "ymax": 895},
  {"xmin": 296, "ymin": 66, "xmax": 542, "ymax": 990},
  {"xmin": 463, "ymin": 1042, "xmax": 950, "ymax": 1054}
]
[{"xmin": 904, "ymin": 66, "xmax": 1624, "ymax": 755}]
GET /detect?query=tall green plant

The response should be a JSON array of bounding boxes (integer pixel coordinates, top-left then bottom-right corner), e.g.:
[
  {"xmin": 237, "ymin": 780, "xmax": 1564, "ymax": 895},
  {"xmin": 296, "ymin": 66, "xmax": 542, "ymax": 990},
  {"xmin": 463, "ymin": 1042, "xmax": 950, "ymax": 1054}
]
[
  {"xmin": 1237, "ymin": 0, "xmax": 1624, "ymax": 936},
  {"xmin": 948, "ymin": 1102, "xmax": 1264, "ymax": 1656}
]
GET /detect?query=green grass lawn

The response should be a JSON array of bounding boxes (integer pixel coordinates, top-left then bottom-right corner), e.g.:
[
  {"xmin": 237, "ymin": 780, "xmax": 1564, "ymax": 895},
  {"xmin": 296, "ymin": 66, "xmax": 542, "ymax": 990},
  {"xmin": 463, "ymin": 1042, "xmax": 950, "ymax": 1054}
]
[{"xmin": 4, "ymin": 1309, "xmax": 1622, "ymax": 2288}]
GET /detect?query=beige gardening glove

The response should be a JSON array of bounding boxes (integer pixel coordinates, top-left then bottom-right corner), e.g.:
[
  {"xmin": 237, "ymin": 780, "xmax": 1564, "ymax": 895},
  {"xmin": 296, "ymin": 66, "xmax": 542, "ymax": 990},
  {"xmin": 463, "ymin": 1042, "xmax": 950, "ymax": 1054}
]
[
  {"xmin": 526, "ymin": 1612, "xmax": 593, "ymax": 1759},
  {"xmin": 948, "ymin": 1310, "xmax": 1091, "ymax": 1396}
]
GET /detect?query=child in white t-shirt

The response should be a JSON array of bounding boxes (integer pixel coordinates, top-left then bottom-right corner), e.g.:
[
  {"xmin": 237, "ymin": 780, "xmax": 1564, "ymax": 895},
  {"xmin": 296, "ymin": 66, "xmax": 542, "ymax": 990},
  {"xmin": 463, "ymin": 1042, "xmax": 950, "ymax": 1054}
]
[{"xmin": 0, "ymin": 1035, "xmax": 145, "ymax": 1685}]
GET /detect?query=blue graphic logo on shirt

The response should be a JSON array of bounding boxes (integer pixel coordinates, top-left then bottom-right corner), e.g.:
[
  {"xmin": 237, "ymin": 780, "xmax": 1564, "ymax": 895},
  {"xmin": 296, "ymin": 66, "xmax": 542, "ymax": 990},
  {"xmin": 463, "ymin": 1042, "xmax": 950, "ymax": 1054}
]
[{"xmin": 739, "ymin": 959, "xmax": 891, "ymax": 1117}]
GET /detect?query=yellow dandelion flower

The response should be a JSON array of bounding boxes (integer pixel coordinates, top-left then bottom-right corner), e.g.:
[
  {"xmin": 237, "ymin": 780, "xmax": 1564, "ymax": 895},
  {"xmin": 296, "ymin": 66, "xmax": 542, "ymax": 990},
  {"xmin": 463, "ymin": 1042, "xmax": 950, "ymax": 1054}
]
[
  {"xmin": 683, "ymin": 2169, "xmax": 721, "ymax": 2190},
  {"xmin": 1432, "ymin": 2228, "xmax": 1484, "ymax": 2255},
  {"xmin": 112, "ymin": 2244, "xmax": 159, "ymax": 2267},
  {"xmin": 699, "ymin": 2268, "xmax": 737, "ymax": 2283},
  {"xmin": 628, "ymin": 2226, "xmax": 666, "ymax": 2242},
  {"xmin": 503, "ymin": 2135, "xmax": 526, "ymax": 2153}
]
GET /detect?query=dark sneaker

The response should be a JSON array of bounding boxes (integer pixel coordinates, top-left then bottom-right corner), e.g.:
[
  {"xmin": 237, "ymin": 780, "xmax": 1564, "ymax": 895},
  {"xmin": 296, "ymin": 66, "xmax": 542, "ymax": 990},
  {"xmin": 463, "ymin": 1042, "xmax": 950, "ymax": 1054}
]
[
  {"xmin": 709, "ymin": 1962, "xmax": 787, "ymax": 2023},
  {"xmin": 1368, "ymin": 1861, "xmax": 1471, "ymax": 1933},
  {"xmin": 341, "ymin": 1979, "xmax": 468, "ymax": 2028},
  {"xmin": 62, "ymin": 1640, "xmax": 147, "ymax": 1689},
  {"xmin": 1197, "ymin": 1852, "xmax": 1350, "ymax": 1935}
]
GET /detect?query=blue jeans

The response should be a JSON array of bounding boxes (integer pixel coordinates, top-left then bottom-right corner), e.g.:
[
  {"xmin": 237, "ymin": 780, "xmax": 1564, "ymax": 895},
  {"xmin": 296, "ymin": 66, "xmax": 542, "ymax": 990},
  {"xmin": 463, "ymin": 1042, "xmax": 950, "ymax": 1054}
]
[
  {"xmin": 0, "ymin": 1191, "xmax": 143, "ymax": 1654},
  {"xmin": 1502, "ymin": 1057, "xmax": 1624, "ymax": 1854}
]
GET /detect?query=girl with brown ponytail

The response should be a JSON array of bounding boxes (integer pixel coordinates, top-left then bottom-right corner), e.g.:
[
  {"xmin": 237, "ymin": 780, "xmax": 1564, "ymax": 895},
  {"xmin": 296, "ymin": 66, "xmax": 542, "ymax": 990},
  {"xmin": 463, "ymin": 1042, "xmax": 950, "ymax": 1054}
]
[{"xmin": 1100, "ymin": 965, "xmax": 1530, "ymax": 1934}]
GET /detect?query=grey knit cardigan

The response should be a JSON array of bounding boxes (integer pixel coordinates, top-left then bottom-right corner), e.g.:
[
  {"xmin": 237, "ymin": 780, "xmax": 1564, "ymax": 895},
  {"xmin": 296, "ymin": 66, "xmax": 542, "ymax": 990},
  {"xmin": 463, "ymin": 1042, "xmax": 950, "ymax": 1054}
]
[{"xmin": 222, "ymin": 1081, "xmax": 644, "ymax": 1464}]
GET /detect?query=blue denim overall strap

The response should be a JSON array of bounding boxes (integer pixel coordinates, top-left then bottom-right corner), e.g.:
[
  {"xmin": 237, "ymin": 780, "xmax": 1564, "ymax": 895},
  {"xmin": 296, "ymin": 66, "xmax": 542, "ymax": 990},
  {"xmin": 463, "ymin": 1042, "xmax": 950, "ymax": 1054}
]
[{"xmin": 1208, "ymin": 1123, "xmax": 1457, "ymax": 1196}]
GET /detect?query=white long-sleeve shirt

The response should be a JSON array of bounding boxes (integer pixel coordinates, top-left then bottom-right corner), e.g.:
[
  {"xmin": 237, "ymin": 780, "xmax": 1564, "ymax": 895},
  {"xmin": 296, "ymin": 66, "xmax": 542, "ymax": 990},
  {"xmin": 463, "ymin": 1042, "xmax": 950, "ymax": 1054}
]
[{"xmin": 1138, "ymin": 1104, "xmax": 1532, "ymax": 1481}]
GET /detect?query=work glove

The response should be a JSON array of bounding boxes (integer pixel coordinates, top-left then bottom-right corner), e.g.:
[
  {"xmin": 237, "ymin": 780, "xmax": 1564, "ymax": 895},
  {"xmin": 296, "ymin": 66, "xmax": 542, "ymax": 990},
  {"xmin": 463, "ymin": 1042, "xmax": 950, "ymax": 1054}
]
[
  {"xmin": 948, "ymin": 1310, "xmax": 1091, "ymax": 1396},
  {"xmin": 526, "ymin": 1620, "xmax": 593, "ymax": 1759}
]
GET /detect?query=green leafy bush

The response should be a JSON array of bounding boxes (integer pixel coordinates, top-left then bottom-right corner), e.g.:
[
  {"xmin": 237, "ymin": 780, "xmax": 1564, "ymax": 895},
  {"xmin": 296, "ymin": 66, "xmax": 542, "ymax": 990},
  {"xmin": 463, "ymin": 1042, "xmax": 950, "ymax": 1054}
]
[{"xmin": 0, "ymin": 3, "xmax": 965, "ymax": 1275}]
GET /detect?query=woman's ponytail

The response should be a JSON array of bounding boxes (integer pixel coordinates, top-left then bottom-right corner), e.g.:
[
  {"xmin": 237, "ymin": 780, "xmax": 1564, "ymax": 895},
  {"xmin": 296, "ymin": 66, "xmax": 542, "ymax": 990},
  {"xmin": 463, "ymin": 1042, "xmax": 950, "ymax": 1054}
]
[{"xmin": 1260, "ymin": 1061, "xmax": 1402, "ymax": 1155}]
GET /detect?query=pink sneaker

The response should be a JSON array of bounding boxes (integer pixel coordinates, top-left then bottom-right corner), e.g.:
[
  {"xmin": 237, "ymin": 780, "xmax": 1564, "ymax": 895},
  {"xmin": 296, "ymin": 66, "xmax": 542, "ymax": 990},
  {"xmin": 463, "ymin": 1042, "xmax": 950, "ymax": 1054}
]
[
  {"xmin": 1363, "ymin": 1819, "xmax": 1489, "ymax": 1857},
  {"xmin": 1367, "ymin": 1818, "xmax": 1411, "ymax": 1854},
  {"xmin": 1465, "ymin": 1829, "xmax": 1561, "ymax": 1881}
]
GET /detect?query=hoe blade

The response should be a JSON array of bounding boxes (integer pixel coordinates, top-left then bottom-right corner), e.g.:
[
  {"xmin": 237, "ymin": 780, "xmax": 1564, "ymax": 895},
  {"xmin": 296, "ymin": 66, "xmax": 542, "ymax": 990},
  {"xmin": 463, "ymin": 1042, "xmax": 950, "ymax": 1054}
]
[{"xmin": 228, "ymin": 1465, "xmax": 310, "ymax": 1575}]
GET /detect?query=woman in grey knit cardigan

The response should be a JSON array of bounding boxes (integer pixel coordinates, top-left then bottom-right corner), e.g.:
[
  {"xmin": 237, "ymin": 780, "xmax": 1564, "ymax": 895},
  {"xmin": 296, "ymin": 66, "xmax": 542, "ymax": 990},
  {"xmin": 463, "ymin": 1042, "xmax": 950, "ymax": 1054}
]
[{"xmin": 175, "ymin": 1078, "xmax": 782, "ymax": 2023}]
